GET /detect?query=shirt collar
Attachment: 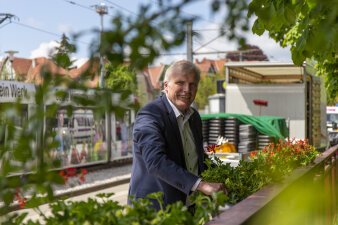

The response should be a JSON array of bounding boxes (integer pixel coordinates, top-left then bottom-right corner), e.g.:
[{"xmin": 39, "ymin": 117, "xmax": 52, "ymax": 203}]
[{"xmin": 166, "ymin": 94, "xmax": 194, "ymax": 119}]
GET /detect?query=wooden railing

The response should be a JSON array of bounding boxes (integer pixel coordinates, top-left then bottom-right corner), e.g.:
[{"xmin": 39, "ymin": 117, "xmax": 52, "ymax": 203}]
[{"xmin": 208, "ymin": 145, "xmax": 337, "ymax": 225}]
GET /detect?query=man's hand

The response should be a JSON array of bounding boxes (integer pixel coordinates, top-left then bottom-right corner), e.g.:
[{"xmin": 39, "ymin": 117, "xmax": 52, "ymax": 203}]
[{"xmin": 197, "ymin": 181, "xmax": 228, "ymax": 195}]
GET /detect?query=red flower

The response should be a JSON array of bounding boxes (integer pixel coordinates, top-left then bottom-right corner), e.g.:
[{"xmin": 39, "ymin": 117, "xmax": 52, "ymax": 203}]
[
  {"xmin": 80, "ymin": 176, "xmax": 85, "ymax": 182},
  {"xmin": 81, "ymin": 169, "xmax": 88, "ymax": 175},
  {"xmin": 20, "ymin": 202, "xmax": 26, "ymax": 208},
  {"xmin": 59, "ymin": 170, "xmax": 65, "ymax": 176}
]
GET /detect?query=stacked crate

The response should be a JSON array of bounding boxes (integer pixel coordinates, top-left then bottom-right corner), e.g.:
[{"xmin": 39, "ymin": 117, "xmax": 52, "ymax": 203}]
[
  {"xmin": 223, "ymin": 117, "xmax": 239, "ymax": 150},
  {"xmin": 208, "ymin": 117, "xmax": 224, "ymax": 145},
  {"xmin": 238, "ymin": 124, "xmax": 257, "ymax": 153}
]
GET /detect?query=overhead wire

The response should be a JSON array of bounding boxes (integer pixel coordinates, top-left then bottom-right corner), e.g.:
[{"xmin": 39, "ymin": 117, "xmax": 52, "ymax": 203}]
[
  {"xmin": 147, "ymin": 0, "xmax": 229, "ymax": 56},
  {"xmin": 67, "ymin": 0, "xmax": 227, "ymax": 57},
  {"xmin": 148, "ymin": 0, "xmax": 221, "ymax": 26},
  {"xmin": 1, "ymin": 0, "xmax": 97, "ymax": 46},
  {"xmin": 58, "ymin": 0, "xmax": 241, "ymax": 58},
  {"xmin": 193, "ymin": 39, "xmax": 220, "ymax": 53},
  {"xmin": 11, "ymin": 21, "xmax": 90, "ymax": 45},
  {"xmin": 103, "ymin": 0, "xmax": 139, "ymax": 17},
  {"xmin": 62, "ymin": 0, "xmax": 95, "ymax": 12},
  {"xmin": 103, "ymin": 0, "xmax": 163, "ymax": 26},
  {"xmin": 12, "ymin": 21, "xmax": 62, "ymax": 37},
  {"xmin": 0, "ymin": 21, "xmax": 11, "ymax": 29},
  {"xmin": 193, "ymin": 34, "xmax": 223, "ymax": 52}
]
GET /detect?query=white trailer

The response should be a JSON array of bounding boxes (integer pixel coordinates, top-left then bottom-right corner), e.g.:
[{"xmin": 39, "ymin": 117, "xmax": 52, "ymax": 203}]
[{"xmin": 224, "ymin": 62, "xmax": 327, "ymax": 149}]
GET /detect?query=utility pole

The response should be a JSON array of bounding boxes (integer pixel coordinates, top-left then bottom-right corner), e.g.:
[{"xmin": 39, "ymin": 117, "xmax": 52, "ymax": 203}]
[
  {"xmin": 186, "ymin": 21, "xmax": 193, "ymax": 62},
  {"xmin": 0, "ymin": 13, "xmax": 18, "ymax": 24},
  {"xmin": 92, "ymin": 3, "xmax": 108, "ymax": 88},
  {"xmin": 92, "ymin": 3, "xmax": 112, "ymax": 163}
]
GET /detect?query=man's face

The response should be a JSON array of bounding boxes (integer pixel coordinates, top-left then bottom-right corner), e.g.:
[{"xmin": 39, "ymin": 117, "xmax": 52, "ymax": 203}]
[{"xmin": 164, "ymin": 70, "xmax": 198, "ymax": 112}]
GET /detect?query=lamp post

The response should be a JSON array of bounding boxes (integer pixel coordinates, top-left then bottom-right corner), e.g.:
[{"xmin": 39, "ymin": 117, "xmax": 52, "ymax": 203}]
[
  {"xmin": 5, "ymin": 50, "xmax": 18, "ymax": 80},
  {"xmin": 92, "ymin": 3, "xmax": 108, "ymax": 88},
  {"xmin": 92, "ymin": 3, "xmax": 112, "ymax": 162}
]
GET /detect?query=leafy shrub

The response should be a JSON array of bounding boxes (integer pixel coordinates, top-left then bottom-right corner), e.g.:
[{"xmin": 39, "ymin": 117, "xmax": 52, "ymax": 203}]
[
  {"xmin": 201, "ymin": 139, "xmax": 320, "ymax": 204},
  {"xmin": 6, "ymin": 191, "xmax": 227, "ymax": 225}
]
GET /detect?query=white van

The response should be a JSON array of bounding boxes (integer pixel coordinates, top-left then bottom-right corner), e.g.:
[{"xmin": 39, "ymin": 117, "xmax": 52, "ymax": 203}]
[
  {"xmin": 327, "ymin": 106, "xmax": 338, "ymax": 132},
  {"xmin": 327, "ymin": 106, "xmax": 338, "ymax": 146}
]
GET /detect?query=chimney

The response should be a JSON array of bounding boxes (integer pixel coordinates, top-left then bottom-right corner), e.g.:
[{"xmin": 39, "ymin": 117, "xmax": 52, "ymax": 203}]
[{"xmin": 32, "ymin": 58, "xmax": 36, "ymax": 68}]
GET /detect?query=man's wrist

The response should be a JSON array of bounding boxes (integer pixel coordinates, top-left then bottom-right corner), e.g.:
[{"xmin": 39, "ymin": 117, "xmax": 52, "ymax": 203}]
[{"xmin": 191, "ymin": 178, "xmax": 202, "ymax": 191}]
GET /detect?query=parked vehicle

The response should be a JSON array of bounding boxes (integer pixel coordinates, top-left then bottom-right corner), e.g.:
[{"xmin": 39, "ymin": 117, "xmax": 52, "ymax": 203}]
[
  {"xmin": 223, "ymin": 62, "xmax": 328, "ymax": 149},
  {"xmin": 327, "ymin": 106, "xmax": 338, "ymax": 146}
]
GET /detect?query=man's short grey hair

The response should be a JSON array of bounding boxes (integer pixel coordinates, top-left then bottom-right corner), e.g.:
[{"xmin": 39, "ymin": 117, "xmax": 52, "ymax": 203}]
[{"xmin": 163, "ymin": 60, "xmax": 200, "ymax": 85}]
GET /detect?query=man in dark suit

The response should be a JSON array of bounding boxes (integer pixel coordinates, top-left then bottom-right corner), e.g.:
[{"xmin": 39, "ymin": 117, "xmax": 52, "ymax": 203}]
[{"xmin": 128, "ymin": 60, "xmax": 226, "ymax": 210}]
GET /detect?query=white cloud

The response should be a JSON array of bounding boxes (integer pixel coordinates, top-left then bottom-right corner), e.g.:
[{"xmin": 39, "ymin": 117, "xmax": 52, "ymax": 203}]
[
  {"xmin": 30, "ymin": 41, "xmax": 59, "ymax": 58},
  {"xmin": 58, "ymin": 24, "xmax": 74, "ymax": 34},
  {"xmin": 71, "ymin": 57, "xmax": 88, "ymax": 68},
  {"xmin": 25, "ymin": 17, "xmax": 43, "ymax": 28}
]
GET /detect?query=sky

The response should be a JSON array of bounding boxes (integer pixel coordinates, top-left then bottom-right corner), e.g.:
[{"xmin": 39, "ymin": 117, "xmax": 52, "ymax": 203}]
[{"xmin": 0, "ymin": 0, "xmax": 292, "ymax": 67}]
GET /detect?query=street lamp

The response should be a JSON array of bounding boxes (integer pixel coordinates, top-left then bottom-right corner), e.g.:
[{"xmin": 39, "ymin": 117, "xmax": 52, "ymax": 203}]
[
  {"xmin": 5, "ymin": 50, "xmax": 18, "ymax": 80},
  {"xmin": 92, "ymin": 3, "xmax": 108, "ymax": 88},
  {"xmin": 92, "ymin": 3, "xmax": 113, "ymax": 162}
]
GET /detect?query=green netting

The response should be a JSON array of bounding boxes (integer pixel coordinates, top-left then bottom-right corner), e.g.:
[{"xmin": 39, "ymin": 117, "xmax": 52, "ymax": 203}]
[{"xmin": 200, "ymin": 113, "xmax": 289, "ymax": 141}]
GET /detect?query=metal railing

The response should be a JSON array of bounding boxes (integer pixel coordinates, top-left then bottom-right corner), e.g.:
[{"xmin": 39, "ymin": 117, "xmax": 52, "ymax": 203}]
[{"xmin": 208, "ymin": 145, "xmax": 337, "ymax": 225}]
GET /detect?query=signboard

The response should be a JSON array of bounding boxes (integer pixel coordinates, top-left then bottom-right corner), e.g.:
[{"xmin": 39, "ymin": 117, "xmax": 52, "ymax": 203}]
[
  {"xmin": 327, "ymin": 106, "xmax": 338, "ymax": 113},
  {"xmin": 0, "ymin": 81, "xmax": 36, "ymax": 104}
]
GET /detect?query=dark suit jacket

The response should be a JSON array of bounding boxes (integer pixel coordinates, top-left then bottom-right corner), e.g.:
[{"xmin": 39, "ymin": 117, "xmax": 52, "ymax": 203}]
[{"xmin": 127, "ymin": 95, "xmax": 208, "ymax": 210}]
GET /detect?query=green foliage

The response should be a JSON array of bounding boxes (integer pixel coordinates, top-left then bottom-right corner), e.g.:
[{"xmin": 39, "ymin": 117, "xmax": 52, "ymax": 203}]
[
  {"xmin": 247, "ymin": 0, "xmax": 337, "ymax": 101},
  {"xmin": 6, "ymin": 191, "xmax": 227, "ymax": 224},
  {"xmin": 195, "ymin": 74, "xmax": 223, "ymax": 110},
  {"xmin": 105, "ymin": 64, "xmax": 137, "ymax": 94},
  {"xmin": 50, "ymin": 33, "xmax": 76, "ymax": 69},
  {"xmin": 0, "ymin": 1, "xmax": 209, "ymax": 221},
  {"xmin": 210, "ymin": 0, "xmax": 249, "ymax": 46},
  {"xmin": 0, "ymin": 69, "xmax": 136, "ymax": 216},
  {"xmin": 201, "ymin": 139, "xmax": 320, "ymax": 204},
  {"xmin": 93, "ymin": 1, "xmax": 193, "ymax": 72},
  {"xmin": 201, "ymin": 157, "xmax": 269, "ymax": 204},
  {"xmin": 1, "ymin": 0, "xmax": 328, "ymax": 223}
]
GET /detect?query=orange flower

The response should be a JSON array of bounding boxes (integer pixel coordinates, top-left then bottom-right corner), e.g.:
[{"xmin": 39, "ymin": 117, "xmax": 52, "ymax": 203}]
[{"xmin": 250, "ymin": 151, "xmax": 258, "ymax": 158}]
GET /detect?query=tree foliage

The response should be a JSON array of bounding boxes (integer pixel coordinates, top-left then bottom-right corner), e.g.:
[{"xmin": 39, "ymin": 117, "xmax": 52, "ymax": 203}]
[
  {"xmin": 2, "ymin": 0, "xmax": 335, "ymax": 222},
  {"xmin": 50, "ymin": 33, "xmax": 76, "ymax": 70},
  {"xmin": 93, "ymin": 1, "xmax": 192, "ymax": 72},
  {"xmin": 227, "ymin": 44, "xmax": 269, "ymax": 61},
  {"xmin": 105, "ymin": 64, "xmax": 137, "ymax": 94},
  {"xmin": 195, "ymin": 73, "xmax": 223, "ymax": 110},
  {"xmin": 0, "ymin": 1, "xmax": 195, "ymax": 217},
  {"xmin": 210, "ymin": 0, "xmax": 337, "ymax": 101},
  {"xmin": 247, "ymin": 0, "xmax": 337, "ymax": 101}
]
